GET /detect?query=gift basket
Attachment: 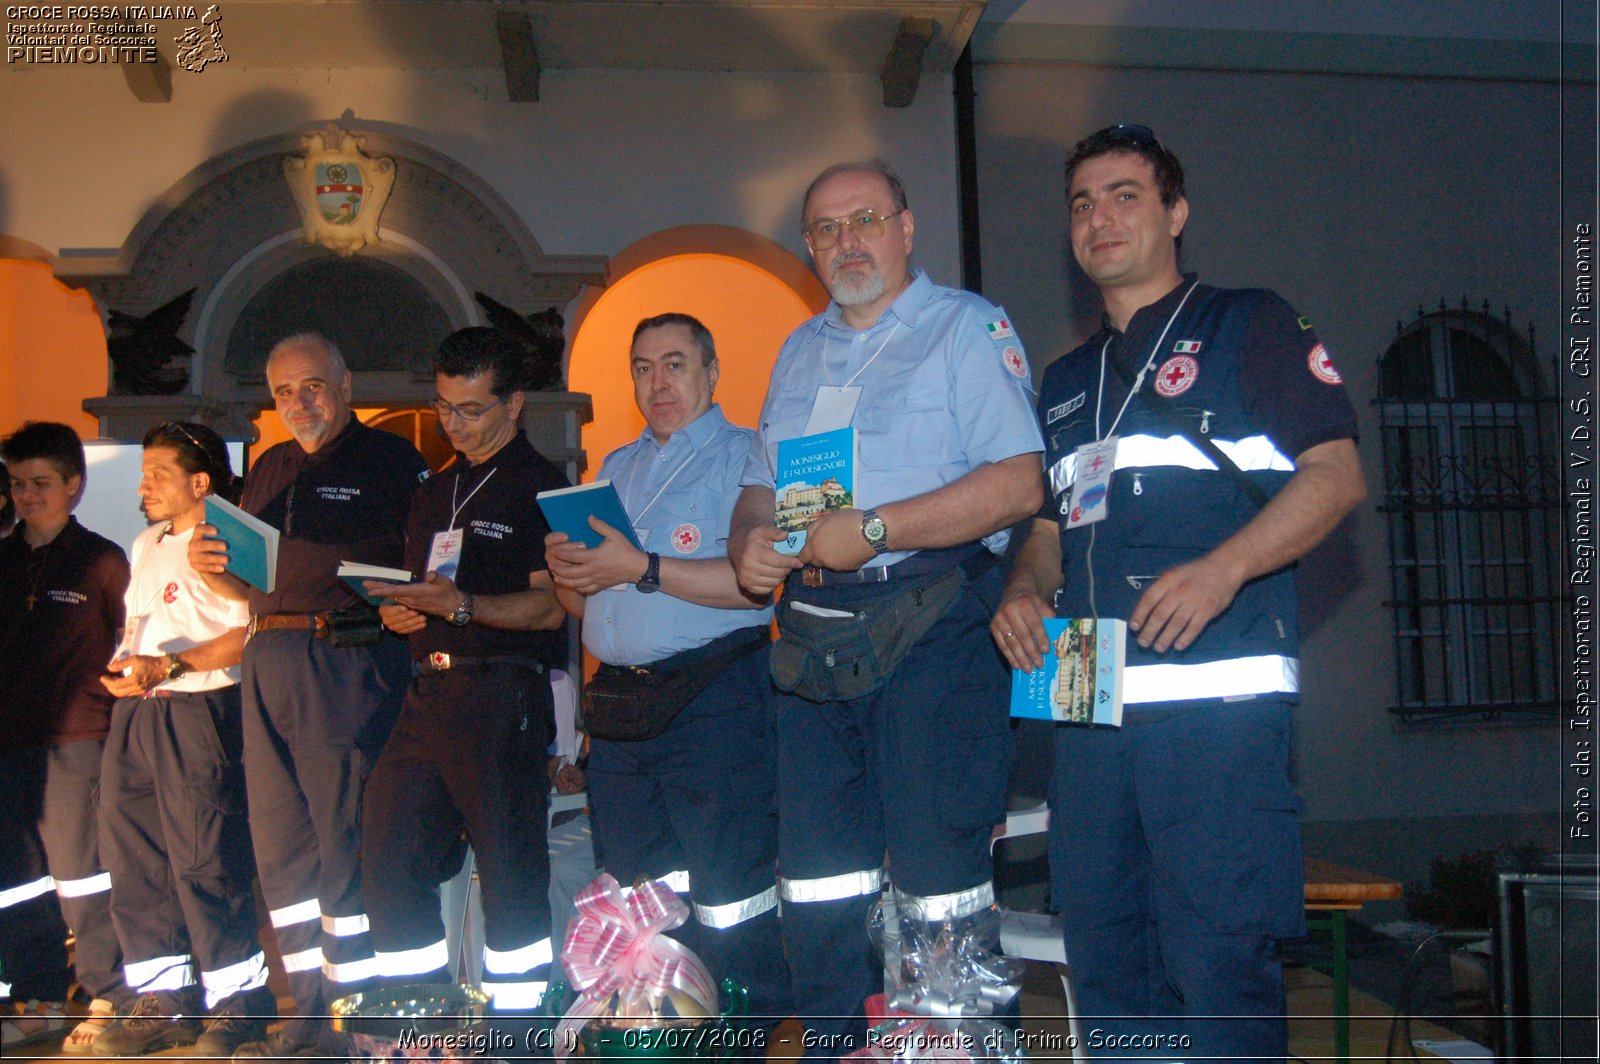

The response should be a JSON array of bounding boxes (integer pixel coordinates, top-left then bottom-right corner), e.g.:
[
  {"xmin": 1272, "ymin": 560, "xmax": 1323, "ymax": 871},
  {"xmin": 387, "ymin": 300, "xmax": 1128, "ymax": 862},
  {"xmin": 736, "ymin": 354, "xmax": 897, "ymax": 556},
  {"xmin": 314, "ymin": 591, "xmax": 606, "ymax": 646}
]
[
  {"xmin": 548, "ymin": 873, "xmax": 752, "ymax": 1060},
  {"xmin": 848, "ymin": 892, "xmax": 1029, "ymax": 1064},
  {"xmin": 330, "ymin": 982, "xmax": 500, "ymax": 1064}
]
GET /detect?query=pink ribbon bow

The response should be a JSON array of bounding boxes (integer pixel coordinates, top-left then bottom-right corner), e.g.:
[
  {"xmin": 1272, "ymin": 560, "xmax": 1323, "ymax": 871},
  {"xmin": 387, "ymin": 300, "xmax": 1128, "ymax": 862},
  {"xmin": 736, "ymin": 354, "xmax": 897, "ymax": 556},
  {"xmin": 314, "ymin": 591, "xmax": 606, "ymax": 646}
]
[{"xmin": 555, "ymin": 874, "xmax": 718, "ymax": 1058}]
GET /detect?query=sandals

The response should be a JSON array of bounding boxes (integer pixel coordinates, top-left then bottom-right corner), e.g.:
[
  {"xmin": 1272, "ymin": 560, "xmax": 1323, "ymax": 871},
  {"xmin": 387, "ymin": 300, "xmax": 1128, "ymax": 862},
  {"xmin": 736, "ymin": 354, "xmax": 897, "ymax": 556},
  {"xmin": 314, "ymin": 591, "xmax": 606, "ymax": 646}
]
[
  {"xmin": 61, "ymin": 997, "xmax": 116, "ymax": 1054},
  {"xmin": 2, "ymin": 999, "xmax": 68, "ymax": 1050}
]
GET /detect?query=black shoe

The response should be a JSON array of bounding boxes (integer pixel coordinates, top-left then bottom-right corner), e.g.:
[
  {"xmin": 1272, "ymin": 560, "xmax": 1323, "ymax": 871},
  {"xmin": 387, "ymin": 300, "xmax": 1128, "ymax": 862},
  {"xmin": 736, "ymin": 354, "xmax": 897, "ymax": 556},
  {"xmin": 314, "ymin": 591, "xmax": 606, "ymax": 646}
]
[
  {"xmin": 232, "ymin": 1017, "xmax": 323, "ymax": 1059},
  {"xmin": 193, "ymin": 989, "xmax": 273, "ymax": 1057},
  {"xmin": 93, "ymin": 991, "xmax": 203, "ymax": 1056}
]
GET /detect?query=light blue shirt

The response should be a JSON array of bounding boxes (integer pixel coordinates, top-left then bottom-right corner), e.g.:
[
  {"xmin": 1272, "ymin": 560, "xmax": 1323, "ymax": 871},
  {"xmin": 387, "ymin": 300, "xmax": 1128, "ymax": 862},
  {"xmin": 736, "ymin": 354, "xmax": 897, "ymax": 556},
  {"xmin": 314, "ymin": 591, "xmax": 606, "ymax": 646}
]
[
  {"xmin": 584, "ymin": 404, "xmax": 772, "ymax": 665},
  {"xmin": 742, "ymin": 270, "xmax": 1044, "ymax": 564}
]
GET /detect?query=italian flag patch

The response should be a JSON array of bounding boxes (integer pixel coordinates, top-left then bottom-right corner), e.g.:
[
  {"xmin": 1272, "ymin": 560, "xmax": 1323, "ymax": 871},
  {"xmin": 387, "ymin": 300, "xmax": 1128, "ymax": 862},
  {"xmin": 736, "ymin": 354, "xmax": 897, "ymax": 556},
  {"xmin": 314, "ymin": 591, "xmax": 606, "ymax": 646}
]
[
  {"xmin": 1173, "ymin": 340, "xmax": 1201, "ymax": 354},
  {"xmin": 985, "ymin": 319, "xmax": 1014, "ymax": 340}
]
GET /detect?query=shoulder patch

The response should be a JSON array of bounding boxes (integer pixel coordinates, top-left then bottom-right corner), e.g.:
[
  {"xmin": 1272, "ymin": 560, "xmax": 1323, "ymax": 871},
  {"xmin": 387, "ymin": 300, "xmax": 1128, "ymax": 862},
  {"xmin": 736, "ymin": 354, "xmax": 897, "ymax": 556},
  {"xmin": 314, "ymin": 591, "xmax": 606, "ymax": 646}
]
[
  {"xmin": 1308, "ymin": 343, "xmax": 1343, "ymax": 384},
  {"xmin": 985, "ymin": 318, "xmax": 1014, "ymax": 341},
  {"xmin": 1153, "ymin": 355, "xmax": 1199, "ymax": 398},
  {"xmin": 1001, "ymin": 346, "xmax": 1028, "ymax": 379},
  {"xmin": 1046, "ymin": 392, "xmax": 1086, "ymax": 424},
  {"xmin": 418, "ymin": 469, "xmax": 431, "ymax": 482},
  {"xmin": 1297, "ymin": 316, "xmax": 1314, "ymax": 331}
]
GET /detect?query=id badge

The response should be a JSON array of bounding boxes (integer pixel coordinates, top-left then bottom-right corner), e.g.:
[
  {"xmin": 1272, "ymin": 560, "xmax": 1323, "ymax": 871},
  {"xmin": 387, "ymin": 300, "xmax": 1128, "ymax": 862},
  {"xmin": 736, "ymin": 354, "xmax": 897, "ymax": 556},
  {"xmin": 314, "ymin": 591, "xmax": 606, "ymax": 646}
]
[
  {"xmin": 804, "ymin": 385, "xmax": 861, "ymax": 435},
  {"xmin": 1064, "ymin": 438, "xmax": 1118, "ymax": 529},
  {"xmin": 427, "ymin": 529, "xmax": 464, "ymax": 581},
  {"xmin": 111, "ymin": 614, "xmax": 147, "ymax": 669}
]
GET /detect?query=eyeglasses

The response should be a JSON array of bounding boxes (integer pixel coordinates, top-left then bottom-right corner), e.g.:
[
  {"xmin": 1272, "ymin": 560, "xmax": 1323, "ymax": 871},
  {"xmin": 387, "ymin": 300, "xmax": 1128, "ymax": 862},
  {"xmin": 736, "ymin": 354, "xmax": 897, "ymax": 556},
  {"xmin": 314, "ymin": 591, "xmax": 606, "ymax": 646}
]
[
  {"xmin": 429, "ymin": 396, "xmax": 504, "ymax": 423},
  {"xmin": 803, "ymin": 209, "xmax": 905, "ymax": 251},
  {"xmin": 160, "ymin": 421, "xmax": 216, "ymax": 458}
]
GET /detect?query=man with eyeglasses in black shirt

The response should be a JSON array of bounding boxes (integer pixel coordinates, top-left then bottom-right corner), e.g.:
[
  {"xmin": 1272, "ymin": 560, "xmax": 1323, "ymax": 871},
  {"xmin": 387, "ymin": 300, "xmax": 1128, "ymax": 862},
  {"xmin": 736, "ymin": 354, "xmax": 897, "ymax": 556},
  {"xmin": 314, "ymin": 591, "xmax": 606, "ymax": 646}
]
[
  {"xmin": 359, "ymin": 327, "xmax": 569, "ymax": 1017},
  {"xmin": 190, "ymin": 333, "xmax": 426, "ymax": 1057}
]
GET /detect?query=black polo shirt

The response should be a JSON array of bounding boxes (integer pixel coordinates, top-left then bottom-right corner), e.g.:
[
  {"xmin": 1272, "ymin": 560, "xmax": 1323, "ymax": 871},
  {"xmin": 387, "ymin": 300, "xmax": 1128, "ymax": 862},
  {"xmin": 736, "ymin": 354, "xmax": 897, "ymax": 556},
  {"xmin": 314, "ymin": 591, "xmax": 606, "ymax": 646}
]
[
  {"xmin": 241, "ymin": 418, "xmax": 427, "ymax": 616},
  {"xmin": 0, "ymin": 518, "xmax": 128, "ymax": 751},
  {"xmin": 402, "ymin": 433, "xmax": 569, "ymax": 668}
]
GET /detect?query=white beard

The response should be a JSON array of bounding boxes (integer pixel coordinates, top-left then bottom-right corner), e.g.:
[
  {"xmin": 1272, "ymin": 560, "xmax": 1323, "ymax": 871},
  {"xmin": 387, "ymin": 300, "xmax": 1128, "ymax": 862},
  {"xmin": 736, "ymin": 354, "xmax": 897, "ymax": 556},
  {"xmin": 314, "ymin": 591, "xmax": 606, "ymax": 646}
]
[{"xmin": 829, "ymin": 254, "xmax": 886, "ymax": 307}]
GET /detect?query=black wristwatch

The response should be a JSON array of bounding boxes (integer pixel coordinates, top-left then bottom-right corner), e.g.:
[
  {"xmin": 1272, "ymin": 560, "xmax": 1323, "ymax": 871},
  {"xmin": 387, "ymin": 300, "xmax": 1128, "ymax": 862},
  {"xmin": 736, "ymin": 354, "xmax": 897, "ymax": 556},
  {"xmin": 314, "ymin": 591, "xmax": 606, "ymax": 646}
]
[
  {"xmin": 636, "ymin": 552, "xmax": 661, "ymax": 594},
  {"xmin": 447, "ymin": 593, "xmax": 476, "ymax": 627},
  {"xmin": 164, "ymin": 653, "xmax": 191, "ymax": 681}
]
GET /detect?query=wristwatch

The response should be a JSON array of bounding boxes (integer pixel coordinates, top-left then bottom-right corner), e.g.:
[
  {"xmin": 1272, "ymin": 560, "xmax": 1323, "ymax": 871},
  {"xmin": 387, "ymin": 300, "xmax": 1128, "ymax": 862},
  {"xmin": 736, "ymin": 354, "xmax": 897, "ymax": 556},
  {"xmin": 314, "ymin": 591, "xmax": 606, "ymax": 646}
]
[
  {"xmin": 636, "ymin": 552, "xmax": 661, "ymax": 594},
  {"xmin": 446, "ymin": 593, "xmax": 476, "ymax": 627},
  {"xmin": 164, "ymin": 653, "xmax": 191, "ymax": 681},
  {"xmin": 861, "ymin": 510, "xmax": 889, "ymax": 555}
]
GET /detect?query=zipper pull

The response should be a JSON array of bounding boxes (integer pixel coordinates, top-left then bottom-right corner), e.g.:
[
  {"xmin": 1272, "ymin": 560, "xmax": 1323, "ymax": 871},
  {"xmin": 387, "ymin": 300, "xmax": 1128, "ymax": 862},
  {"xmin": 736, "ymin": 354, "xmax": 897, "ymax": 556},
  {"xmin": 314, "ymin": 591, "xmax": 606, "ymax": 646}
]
[
  {"xmin": 1200, "ymin": 411, "xmax": 1213, "ymax": 434},
  {"xmin": 1131, "ymin": 473, "xmax": 1144, "ymax": 496}
]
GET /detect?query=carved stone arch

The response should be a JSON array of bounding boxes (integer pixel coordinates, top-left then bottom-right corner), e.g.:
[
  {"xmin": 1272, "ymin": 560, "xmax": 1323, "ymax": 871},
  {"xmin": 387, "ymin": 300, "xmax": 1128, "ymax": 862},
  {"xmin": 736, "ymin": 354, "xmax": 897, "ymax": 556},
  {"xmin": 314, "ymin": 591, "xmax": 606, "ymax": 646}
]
[{"xmin": 74, "ymin": 126, "xmax": 604, "ymax": 475}]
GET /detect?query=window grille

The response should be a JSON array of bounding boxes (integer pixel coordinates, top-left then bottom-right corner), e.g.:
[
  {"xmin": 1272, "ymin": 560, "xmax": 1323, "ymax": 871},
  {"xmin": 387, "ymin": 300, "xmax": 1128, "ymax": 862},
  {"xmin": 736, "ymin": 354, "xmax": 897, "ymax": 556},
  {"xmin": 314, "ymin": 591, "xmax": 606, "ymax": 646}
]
[{"xmin": 1376, "ymin": 300, "xmax": 1561, "ymax": 728}]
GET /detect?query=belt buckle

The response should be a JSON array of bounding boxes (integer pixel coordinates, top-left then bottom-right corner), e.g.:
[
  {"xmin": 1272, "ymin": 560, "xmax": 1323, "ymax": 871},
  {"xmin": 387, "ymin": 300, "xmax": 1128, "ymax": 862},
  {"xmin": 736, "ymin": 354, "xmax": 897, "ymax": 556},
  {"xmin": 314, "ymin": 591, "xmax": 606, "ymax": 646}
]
[
  {"xmin": 246, "ymin": 615, "xmax": 260, "ymax": 640},
  {"xmin": 427, "ymin": 651, "xmax": 452, "ymax": 672},
  {"xmin": 802, "ymin": 566, "xmax": 824, "ymax": 589}
]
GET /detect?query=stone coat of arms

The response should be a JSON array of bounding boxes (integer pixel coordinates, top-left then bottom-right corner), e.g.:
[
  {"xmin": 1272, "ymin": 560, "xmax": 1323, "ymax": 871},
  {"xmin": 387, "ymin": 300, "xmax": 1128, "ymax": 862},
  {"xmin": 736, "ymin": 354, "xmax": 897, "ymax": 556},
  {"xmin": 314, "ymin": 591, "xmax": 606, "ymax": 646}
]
[{"xmin": 283, "ymin": 123, "xmax": 396, "ymax": 256}]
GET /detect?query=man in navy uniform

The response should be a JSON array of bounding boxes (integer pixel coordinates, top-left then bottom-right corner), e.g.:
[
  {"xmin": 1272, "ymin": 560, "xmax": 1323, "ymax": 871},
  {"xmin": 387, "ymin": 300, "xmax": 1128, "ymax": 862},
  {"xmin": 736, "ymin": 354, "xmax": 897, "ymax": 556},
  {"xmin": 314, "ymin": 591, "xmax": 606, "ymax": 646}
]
[
  {"xmin": 993, "ymin": 124, "xmax": 1367, "ymax": 1062},
  {"xmin": 730, "ymin": 162, "xmax": 1044, "ymax": 1055},
  {"xmin": 361, "ymin": 327, "xmax": 569, "ymax": 1013},
  {"xmin": 547, "ymin": 313, "xmax": 789, "ymax": 1025},
  {"xmin": 0, "ymin": 423, "xmax": 131, "ymax": 1053},
  {"xmin": 190, "ymin": 334, "xmax": 426, "ymax": 1056}
]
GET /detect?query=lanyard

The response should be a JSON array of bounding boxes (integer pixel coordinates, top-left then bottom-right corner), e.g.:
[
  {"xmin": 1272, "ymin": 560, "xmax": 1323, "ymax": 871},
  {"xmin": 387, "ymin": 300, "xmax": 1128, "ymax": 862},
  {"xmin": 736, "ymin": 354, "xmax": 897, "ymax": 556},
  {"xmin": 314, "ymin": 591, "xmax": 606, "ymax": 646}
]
[
  {"xmin": 621, "ymin": 443, "xmax": 696, "ymax": 530},
  {"xmin": 1096, "ymin": 279, "xmax": 1200, "ymax": 441},
  {"xmin": 448, "ymin": 465, "xmax": 497, "ymax": 530},
  {"xmin": 822, "ymin": 321, "xmax": 901, "ymax": 390}
]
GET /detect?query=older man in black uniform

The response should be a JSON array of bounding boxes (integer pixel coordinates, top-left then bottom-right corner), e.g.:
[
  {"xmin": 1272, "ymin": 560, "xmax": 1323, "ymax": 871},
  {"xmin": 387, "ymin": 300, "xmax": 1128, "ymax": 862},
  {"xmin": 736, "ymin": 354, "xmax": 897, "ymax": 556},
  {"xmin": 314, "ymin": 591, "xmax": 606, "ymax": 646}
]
[
  {"xmin": 190, "ymin": 334, "xmax": 426, "ymax": 1056},
  {"xmin": 360, "ymin": 327, "xmax": 569, "ymax": 1013}
]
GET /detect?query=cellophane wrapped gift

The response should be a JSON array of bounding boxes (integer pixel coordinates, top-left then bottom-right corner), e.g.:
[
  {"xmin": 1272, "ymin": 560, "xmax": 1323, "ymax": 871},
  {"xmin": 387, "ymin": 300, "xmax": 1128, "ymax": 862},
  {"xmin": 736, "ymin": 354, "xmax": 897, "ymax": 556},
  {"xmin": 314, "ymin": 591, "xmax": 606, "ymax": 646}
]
[
  {"xmin": 553, "ymin": 874, "xmax": 719, "ymax": 1056},
  {"xmin": 849, "ymin": 893, "xmax": 1028, "ymax": 1064}
]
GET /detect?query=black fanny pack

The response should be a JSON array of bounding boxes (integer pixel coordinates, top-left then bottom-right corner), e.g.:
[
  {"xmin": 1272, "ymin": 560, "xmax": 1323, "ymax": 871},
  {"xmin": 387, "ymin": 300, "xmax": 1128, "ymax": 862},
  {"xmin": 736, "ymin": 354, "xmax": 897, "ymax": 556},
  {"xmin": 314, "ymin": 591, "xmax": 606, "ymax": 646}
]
[
  {"xmin": 769, "ymin": 562, "xmax": 969, "ymax": 703},
  {"xmin": 583, "ymin": 626, "xmax": 769, "ymax": 741}
]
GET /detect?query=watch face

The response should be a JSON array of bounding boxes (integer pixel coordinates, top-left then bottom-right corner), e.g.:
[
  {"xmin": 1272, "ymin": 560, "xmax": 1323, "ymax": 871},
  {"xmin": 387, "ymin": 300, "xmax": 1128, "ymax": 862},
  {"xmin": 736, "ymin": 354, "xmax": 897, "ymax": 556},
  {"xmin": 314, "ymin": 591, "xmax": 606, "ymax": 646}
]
[{"xmin": 864, "ymin": 517, "xmax": 886, "ymax": 542}]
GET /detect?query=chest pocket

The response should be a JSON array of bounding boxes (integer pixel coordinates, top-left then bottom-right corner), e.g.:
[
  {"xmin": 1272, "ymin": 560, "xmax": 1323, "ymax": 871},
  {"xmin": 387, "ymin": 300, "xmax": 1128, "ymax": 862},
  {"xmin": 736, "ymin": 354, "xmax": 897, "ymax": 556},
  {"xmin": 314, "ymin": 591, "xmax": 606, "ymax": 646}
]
[{"xmin": 857, "ymin": 360, "xmax": 957, "ymax": 467}]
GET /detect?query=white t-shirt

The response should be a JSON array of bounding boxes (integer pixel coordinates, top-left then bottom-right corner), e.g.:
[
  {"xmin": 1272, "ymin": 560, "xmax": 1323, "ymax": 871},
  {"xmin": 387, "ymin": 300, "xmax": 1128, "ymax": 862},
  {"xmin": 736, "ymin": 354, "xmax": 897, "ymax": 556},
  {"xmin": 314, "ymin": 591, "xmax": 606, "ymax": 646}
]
[{"xmin": 120, "ymin": 521, "xmax": 249, "ymax": 693}]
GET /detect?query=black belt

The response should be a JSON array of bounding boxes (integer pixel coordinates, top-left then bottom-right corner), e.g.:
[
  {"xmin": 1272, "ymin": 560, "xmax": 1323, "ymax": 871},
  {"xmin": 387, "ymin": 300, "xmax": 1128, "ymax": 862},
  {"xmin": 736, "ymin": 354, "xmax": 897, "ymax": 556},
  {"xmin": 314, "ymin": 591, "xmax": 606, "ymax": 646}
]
[
  {"xmin": 415, "ymin": 652, "xmax": 546, "ymax": 675},
  {"xmin": 786, "ymin": 545, "xmax": 985, "ymax": 590}
]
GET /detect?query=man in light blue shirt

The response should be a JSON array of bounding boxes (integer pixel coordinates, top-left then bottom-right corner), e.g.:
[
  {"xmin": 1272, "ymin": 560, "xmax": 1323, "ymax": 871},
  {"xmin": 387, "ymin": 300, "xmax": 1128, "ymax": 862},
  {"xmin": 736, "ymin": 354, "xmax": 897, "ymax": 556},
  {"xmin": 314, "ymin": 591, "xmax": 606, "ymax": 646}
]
[
  {"xmin": 730, "ymin": 161, "xmax": 1045, "ymax": 1057},
  {"xmin": 546, "ymin": 313, "xmax": 789, "ymax": 1026}
]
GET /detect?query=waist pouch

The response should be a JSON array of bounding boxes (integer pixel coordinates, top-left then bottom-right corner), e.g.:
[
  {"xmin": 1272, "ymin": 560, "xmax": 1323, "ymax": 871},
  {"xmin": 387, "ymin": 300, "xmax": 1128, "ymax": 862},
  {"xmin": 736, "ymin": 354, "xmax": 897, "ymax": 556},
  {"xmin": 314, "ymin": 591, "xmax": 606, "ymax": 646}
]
[
  {"xmin": 584, "ymin": 626, "xmax": 769, "ymax": 741},
  {"xmin": 770, "ymin": 564, "xmax": 966, "ymax": 703},
  {"xmin": 326, "ymin": 605, "xmax": 384, "ymax": 648}
]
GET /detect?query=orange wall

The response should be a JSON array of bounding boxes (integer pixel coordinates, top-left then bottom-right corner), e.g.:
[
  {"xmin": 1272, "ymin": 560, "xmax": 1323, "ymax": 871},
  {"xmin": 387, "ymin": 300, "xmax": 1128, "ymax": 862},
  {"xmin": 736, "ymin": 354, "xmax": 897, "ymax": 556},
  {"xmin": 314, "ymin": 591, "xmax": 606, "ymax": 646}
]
[{"xmin": 0, "ymin": 260, "xmax": 108, "ymax": 439}]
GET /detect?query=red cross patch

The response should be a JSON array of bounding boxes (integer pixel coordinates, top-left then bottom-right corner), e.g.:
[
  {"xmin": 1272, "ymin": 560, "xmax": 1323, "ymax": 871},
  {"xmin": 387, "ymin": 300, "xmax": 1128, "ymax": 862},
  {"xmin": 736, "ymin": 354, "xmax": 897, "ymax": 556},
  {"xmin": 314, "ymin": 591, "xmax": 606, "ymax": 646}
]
[
  {"xmin": 1001, "ymin": 346, "xmax": 1028, "ymax": 379},
  {"xmin": 1308, "ymin": 343, "xmax": 1343, "ymax": 384},
  {"xmin": 162, "ymin": 581, "xmax": 179, "ymax": 604},
  {"xmin": 670, "ymin": 523, "xmax": 701, "ymax": 554},
  {"xmin": 1153, "ymin": 355, "xmax": 1198, "ymax": 397}
]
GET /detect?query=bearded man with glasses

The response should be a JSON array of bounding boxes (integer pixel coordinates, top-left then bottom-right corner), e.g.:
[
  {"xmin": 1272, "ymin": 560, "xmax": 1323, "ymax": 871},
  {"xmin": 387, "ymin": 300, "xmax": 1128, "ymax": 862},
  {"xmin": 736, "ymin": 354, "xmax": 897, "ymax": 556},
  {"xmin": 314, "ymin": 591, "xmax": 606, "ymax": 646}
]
[{"xmin": 730, "ymin": 160, "xmax": 1044, "ymax": 1058}]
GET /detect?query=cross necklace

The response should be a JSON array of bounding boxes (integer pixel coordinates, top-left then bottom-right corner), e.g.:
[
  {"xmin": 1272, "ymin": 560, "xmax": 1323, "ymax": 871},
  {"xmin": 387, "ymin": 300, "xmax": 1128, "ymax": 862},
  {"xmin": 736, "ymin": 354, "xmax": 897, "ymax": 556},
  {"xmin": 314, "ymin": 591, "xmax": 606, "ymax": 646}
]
[{"xmin": 24, "ymin": 539, "xmax": 54, "ymax": 611}]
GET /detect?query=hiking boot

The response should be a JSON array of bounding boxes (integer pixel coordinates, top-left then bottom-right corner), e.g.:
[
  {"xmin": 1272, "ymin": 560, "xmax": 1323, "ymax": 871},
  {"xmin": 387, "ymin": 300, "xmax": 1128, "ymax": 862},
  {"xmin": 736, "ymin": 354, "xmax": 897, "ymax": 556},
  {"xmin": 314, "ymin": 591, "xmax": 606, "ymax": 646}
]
[
  {"xmin": 193, "ymin": 988, "xmax": 274, "ymax": 1057},
  {"xmin": 232, "ymin": 1016, "xmax": 324, "ymax": 1058},
  {"xmin": 92, "ymin": 991, "xmax": 202, "ymax": 1056}
]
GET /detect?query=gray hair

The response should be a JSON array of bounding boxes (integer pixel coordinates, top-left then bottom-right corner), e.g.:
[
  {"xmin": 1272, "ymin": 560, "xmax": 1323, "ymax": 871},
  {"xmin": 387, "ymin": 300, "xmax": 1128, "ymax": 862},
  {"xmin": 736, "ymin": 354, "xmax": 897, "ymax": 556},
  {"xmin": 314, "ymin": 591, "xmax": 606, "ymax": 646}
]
[
  {"xmin": 800, "ymin": 160, "xmax": 909, "ymax": 225},
  {"xmin": 266, "ymin": 332, "xmax": 347, "ymax": 376}
]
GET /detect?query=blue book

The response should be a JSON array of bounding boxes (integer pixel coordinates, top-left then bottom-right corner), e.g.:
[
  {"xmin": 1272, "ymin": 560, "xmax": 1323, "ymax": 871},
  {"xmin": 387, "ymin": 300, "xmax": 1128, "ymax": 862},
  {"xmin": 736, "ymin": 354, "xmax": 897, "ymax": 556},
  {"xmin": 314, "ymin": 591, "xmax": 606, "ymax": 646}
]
[
  {"xmin": 1009, "ymin": 618, "xmax": 1126, "ymax": 727},
  {"xmin": 338, "ymin": 562, "xmax": 417, "ymax": 606},
  {"xmin": 773, "ymin": 426, "xmax": 856, "ymax": 555},
  {"xmin": 204, "ymin": 496, "xmax": 279, "ymax": 593},
  {"xmin": 536, "ymin": 480, "xmax": 642, "ymax": 550}
]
